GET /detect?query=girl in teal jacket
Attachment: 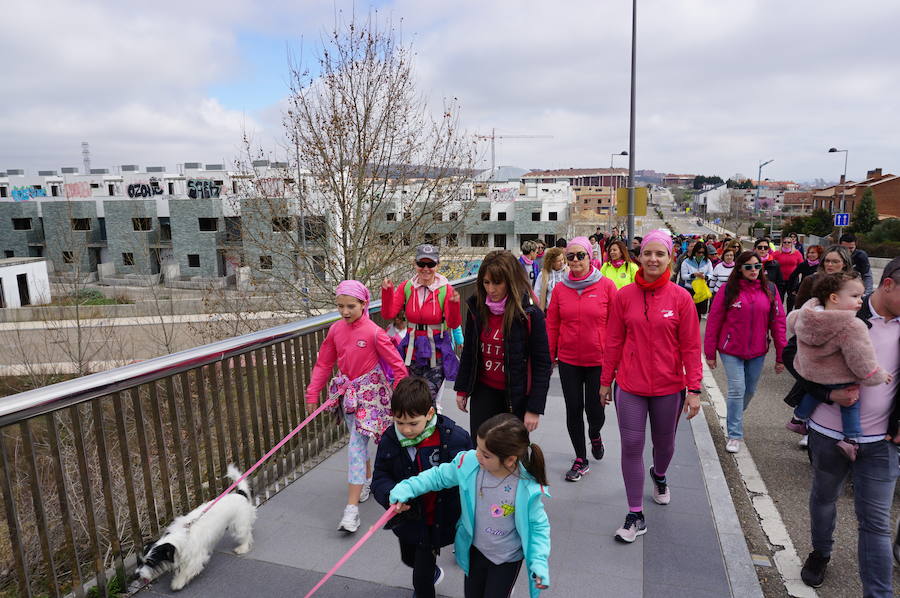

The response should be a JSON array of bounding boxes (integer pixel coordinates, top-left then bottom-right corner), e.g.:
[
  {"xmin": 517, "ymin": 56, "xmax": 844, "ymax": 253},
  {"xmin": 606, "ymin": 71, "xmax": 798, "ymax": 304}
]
[{"xmin": 390, "ymin": 414, "xmax": 551, "ymax": 598}]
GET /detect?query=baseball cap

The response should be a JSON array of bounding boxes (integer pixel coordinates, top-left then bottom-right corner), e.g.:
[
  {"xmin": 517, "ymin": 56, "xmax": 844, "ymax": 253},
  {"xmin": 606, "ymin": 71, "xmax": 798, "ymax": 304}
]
[{"xmin": 415, "ymin": 244, "xmax": 440, "ymax": 264}]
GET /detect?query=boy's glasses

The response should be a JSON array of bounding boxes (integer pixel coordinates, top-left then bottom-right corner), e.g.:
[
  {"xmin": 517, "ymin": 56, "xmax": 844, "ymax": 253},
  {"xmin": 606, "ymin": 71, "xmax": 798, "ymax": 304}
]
[
  {"xmin": 415, "ymin": 260, "xmax": 436, "ymax": 268},
  {"xmin": 566, "ymin": 252, "xmax": 587, "ymax": 261},
  {"xmin": 742, "ymin": 264, "xmax": 763, "ymax": 270}
]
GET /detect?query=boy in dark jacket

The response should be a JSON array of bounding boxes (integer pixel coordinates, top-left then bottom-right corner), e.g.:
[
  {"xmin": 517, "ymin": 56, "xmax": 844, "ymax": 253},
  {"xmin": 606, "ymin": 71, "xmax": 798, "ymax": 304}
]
[{"xmin": 372, "ymin": 376, "xmax": 472, "ymax": 598}]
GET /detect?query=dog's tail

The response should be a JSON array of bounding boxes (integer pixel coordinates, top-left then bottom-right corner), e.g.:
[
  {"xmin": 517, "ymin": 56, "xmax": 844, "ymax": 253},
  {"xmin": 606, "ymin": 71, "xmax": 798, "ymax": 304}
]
[{"xmin": 226, "ymin": 464, "xmax": 252, "ymax": 501}]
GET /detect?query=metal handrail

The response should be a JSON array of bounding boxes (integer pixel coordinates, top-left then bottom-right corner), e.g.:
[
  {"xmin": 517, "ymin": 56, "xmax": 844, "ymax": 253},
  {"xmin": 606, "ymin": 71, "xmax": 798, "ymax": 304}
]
[{"xmin": 0, "ymin": 275, "xmax": 478, "ymax": 425}]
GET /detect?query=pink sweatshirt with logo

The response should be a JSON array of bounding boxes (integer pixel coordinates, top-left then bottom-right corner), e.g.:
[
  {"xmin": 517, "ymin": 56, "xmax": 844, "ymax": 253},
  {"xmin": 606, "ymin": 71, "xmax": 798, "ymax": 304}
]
[{"xmin": 305, "ymin": 313, "xmax": 409, "ymax": 404}]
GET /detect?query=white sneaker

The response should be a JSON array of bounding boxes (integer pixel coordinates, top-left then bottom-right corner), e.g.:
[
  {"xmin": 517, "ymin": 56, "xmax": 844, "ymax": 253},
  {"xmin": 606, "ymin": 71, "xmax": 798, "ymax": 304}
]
[
  {"xmin": 338, "ymin": 505, "xmax": 360, "ymax": 533},
  {"xmin": 359, "ymin": 480, "xmax": 371, "ymax": 503},
  {"xmin": 799, "ymin": 434, "xmax": 809, "ymax": 448},
  {"xmin": 725, "ymin": 439, "xmax": 741, "ymax": 453}
]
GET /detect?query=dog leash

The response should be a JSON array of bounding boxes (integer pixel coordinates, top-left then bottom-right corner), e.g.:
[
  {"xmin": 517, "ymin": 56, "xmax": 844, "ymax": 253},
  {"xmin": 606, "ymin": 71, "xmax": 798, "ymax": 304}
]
[
  {"xmin": 201, "ymin": 397, "xmax": 338, "ymax": 515},
  {"xmin": 303, "ymin": 506, "xmax": 399, "ymax": 598}
]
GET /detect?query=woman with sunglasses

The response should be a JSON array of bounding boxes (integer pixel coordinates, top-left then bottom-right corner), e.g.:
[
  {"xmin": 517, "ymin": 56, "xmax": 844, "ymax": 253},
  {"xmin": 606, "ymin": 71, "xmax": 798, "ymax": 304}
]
[
  {"xmin": 547, "ymin": 236, "xmax": 618, "ymax": 482},
  {"xmin": 754, "ymin": 239, "xmax": 783, "ymax": 297},
  {"xmin": 599, "ymin": 230, "xmax": 702, "ymax": 543},
  {"xmin": 679, "ymin": 241, "xmax": 714, "ymax": 320},
  {"xmin": 382, "ymin": 244, "xmax": 462, "ymax": 402},
  {"xmin": 704, "ymin": 251, "xmax": 787, "ymax": 453}
]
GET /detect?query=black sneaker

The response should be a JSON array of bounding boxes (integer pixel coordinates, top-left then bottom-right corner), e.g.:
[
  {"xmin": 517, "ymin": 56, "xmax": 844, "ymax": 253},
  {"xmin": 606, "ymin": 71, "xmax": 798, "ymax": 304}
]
[
  {"xmin": 565, "ymin": 458, "xmax": 590, "ymax": 482},
  {"xmin": 590, "ymin": 436, "xmax": 605, "ymax": 460},
  {"xmin": 800, "ymin": 550, "xmax": 829, "ymax": 588}
]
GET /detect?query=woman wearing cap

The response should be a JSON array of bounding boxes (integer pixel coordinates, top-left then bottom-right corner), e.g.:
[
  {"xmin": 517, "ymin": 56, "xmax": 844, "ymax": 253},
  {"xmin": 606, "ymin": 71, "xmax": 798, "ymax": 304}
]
[
  {"xmin": 704, "ymin": 251, "xmax": 786, "ymax": 454},
  {"xmin": 599, "ymin": 230, "xmax": 702, "ymax": 544},
  {"xmin": 547, "ymin": 236, "xmax": 618, "ymax": 482},
  {"xmin": 382, "ymin": 244, "xmax": 462, "ymax": 402}
]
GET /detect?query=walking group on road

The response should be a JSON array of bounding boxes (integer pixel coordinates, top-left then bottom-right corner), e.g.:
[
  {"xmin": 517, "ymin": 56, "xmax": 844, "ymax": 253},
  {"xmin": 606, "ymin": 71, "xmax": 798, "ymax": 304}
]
[{"xmin": 301, "ymin": 230, "xmax": 899, "ymax": 597}]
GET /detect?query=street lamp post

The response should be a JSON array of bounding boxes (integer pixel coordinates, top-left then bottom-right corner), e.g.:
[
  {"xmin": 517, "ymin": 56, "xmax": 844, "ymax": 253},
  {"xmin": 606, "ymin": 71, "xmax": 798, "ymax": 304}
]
[
  {"xmin": 610, "ymin": 150, "xmax": 627, "ymax": 232},
  {"xmin": 754, "ymin": 159, "xmax": 774, "ymax": 215},
  {"xmin": 626, "ymin": 0, "xmax": 637, "ymax": 243},
  {"xmin": 828, "ymin": 147, "xmax": 848, "ymax": 213}
]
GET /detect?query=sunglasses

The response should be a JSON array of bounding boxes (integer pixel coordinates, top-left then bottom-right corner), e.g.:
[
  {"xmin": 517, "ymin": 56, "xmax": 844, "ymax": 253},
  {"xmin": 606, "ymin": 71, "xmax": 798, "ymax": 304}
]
[
  {"xmin": 415, "ymin": 260, "xmax": 436, "ymax": 268},
  {"xmin": 755, "ymin": 246, "xmax": 769, "ymax": 251},
  {"xmin": 565, "ymin": 252, "xmax": 587, "ymax": 261},
  {"xmin": 742, "ymin": 263, "xmax": 763, "ymax": 270}
]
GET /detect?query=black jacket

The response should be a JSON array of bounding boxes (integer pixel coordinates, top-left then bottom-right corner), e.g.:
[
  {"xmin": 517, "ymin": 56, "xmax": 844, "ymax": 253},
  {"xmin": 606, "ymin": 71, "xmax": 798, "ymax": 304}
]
[
  {"xmin": 784, "ymin": 294, "xmax": 900, "ymax": 438},
  {"xmin": 851, "ymin": 249, "xmax": 874, "ymax": 292},
  {"xmin": 763, "ymin": 259, "xmax": 784, "ymax": 295},
  {"xmin": 787, "ymin": 260, "xmax": 818, "ymax": 296},
  {"xmin": 453, "ymin": 294, "xmax": 552, "ymax": 416},
  {"xmin": 371, "ymin": 415, "xmax": 472, "ymax": 547}
]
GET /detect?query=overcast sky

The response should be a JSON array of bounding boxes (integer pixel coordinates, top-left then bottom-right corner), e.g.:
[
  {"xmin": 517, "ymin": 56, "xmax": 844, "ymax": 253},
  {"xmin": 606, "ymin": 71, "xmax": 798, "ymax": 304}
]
[{"xmin": 2, "ymin": 0, "xmax": 898, "ymax": 183}]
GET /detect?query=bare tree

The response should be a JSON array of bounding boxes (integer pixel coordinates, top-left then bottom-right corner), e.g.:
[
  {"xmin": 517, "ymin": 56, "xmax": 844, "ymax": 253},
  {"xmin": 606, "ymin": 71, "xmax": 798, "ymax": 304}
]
[{"xmin": 236, "ymin": 12, "xmax": 475, "ymax": 311}]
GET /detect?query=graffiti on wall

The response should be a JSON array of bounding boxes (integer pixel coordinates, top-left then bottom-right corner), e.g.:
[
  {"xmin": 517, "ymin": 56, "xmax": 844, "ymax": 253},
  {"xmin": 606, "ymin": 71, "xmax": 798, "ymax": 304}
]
[
  {"xmin": 488, "ymin": 187, "xmax": 518, "ymax": 202},
  {"xmin": 440, "ymin": 259, "xmax": 483, "ymax": 280},
  {"xmin": 188, "ymin": 179, "xmax": 221, "ymax": 199},
  {"xmin": 64, "ymin": 182, "xmax": 92, "ymax": 198},
  {"xmin": 11, "ymin": 187, "xmax": 46, "ymax": 201},
  {"xmin": 127, "ymin": 177, "xmax": 163, "ymax": 198}
]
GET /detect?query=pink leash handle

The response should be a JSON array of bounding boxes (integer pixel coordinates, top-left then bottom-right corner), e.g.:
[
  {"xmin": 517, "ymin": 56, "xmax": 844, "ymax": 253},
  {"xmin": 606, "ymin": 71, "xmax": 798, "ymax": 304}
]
[
  {"xmin": 202, "ymin": 397, "xmax": 338, "ymax": 514},
  {"xmin": 304, "ymin": 506, "xmax": 399, "ymax": 598}
]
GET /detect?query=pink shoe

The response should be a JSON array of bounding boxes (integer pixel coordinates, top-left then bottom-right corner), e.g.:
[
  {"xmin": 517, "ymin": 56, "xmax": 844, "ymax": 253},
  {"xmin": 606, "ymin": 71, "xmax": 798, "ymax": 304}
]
[
  {"xmin": 836, "ymin": 439, "xmax": 858, "ymax": 461},
  {"xmin": 785, "ymin": 418, "xmax": 808, "ymax": 435}
]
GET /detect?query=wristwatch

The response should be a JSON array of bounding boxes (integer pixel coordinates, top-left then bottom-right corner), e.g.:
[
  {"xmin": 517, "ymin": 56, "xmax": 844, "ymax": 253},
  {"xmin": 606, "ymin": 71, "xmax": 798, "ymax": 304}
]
[{"xmin": 687, "ymin": 389, "xmax": 702, "ymax": 395}]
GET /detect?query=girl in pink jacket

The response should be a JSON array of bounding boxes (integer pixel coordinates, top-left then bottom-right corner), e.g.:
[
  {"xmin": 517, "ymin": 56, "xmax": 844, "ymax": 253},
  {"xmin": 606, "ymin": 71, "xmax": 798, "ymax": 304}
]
[
  {"xmin": 785, "ymin": 271, "xmax": 892, "ymax": 461},
  {"xmin": 305, "ymin": 280, "xmax": 408, "ymax": 533},
  {"xmin": 704, "ymin": 251, "xmax": 787, "ymax": 454}
]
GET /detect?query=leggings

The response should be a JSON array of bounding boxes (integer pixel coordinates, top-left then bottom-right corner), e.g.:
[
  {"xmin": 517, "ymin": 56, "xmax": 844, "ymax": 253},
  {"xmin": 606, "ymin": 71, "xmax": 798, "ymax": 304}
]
[
  {"xmin": 399, "ymin": 541, "xmax": 438, "ymax": 598},
  {"xmin": 558, "ymin": 362, "xmax": 605, "ymax": 460},
  {"xmin": 468, "ymin": 382, "xmax": 516, "ymax": 438},
  {"xmin": 464, "ymin": 546, "xmax": 522, "ymax": 598},
  {"xmin": 614, "ymin": 388, "xmax": 684, "ymax": 511},
  {"xmin": 343, "ymin": 411, "xmax": 370, "ymax": 484}
]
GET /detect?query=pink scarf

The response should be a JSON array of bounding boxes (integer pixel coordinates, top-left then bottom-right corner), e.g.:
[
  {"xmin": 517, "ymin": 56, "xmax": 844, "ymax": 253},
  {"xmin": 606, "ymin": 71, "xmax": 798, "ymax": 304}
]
[
  {"xmin": 486, "ymin": 295, "xmax": 508, "ymax": 315},
  {"xmin": 520, "ymin": 255, "xmax": 534, "ymax": 265},
  {"xmin": 610, "ymin": 259, "xmax": 625, "ymax": 269}
]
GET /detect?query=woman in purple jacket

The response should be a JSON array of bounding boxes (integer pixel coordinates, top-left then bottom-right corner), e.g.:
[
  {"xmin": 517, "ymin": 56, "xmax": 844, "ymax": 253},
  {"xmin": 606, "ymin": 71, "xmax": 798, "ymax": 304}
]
[{"xmin": 704, "ymin": 251, "xmax": 787, "ymax": 453}]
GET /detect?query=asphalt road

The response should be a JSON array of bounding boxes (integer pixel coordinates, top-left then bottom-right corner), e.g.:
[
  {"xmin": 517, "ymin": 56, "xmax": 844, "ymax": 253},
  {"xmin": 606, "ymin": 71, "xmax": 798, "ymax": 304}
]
[{"xmin": 703, "ymin": 321, "xmax": 900, "ymax": 597}]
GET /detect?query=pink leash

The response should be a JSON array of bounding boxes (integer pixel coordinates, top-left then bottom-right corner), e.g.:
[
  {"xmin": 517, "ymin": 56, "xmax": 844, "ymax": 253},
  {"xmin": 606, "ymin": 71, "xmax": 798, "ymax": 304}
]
[
  {"xmin": 303, "ymin": 506, "xmax": 399, "ymax": 598},
  {"xmin": 201, "ymin": 397, "xmax": 338, "ymax": 515}
]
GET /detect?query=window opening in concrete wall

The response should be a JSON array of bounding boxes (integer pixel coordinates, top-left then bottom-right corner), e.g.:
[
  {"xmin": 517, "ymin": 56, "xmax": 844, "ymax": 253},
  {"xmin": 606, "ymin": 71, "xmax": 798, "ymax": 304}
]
[
  {"xmin": 51, "ymin": 185, "xmax": 59, "ymax": 197},
  {"xmin": 495, "ymin": 234, "xmax": 507, "ymax": 249},
  {"xmin": 386, "ymin": 212, "xmax": 396, "ymax": 221},
  {"xmin": 424, "ymin": 233, "xmax": 438, "ymax": 245},
  {"xmin": 98, "ymin": 217, "xmax": 107, "ymax": 241},
  {"xmin": 122, "ymin": 252, "xmax": 135, "ymax": 266},
  {"xmin": 108, "ymin": 184, "xmax": 115, "ymax": 196},
  {"xmin": 0, "ymin": 279, "xmax": 5, "ymax": 308},
  {"xmin": 531, "ymin": 212, "xmax": 540, "ymax": 221},
  {"xmin": 90, "ymin": 183, "xmax": 99, "ymax": 189},
  {"xmin": 549, "ymin": 212, "xmax": 558, "ymax": 221},
  {"xmin": 272, "ymin": 217, "xmax": 294, "ymax": 232},
  {"xmin": 168, "ymin": 182, "xmax": 175, "ymax": 195},
  {"xmin": 63, "ymin": 251, "xmax": 75, "ymax": 264},
  {"xmin": 71, "ymin": 218, "xmax": 91, "ymax": 231},
  {"xmin": 132, "ymin": 218, "xmax": 152, "ymax": 231},
  {"xmin": 259, "ymin": 255, "xmax": 273, "ymax": 270},
  {"xmin": 497, "ymin": 212, "xmax": 507, "ymax": 221},
  {"xmin": 159, "ymin": 217, "xmax": 172, "ymax": 241},
  {"xmin": 188, "ymin": 254, "xmax": 201, "ymax": 268},
  {"xmin": 0, "ymin": 187, "xmax": 6, "ymax": 198},
  {"xmin": 449, "ymin": 212, "xmax": 459, "ymax": 221},
  {"xmin": 12, "ymin": 218, "xmax": 32, "ymax": 230},
  {"xmin": 446, "ymin": 233, "xmax": 458, "ymax": 247},
  {"xmin": 198, "ymin": 217, "xmax": 218, "ymax": 232},
  {"xmin": 480, "ymin": 212, "xmax": 490, "ymax": 221},
  {"xmin": 4, "ymin": 250, "xmax": 13, "ymax": 258},
  {"xmin": 470, "ymin": 234, "xmax": 488, "ymax": 247}
]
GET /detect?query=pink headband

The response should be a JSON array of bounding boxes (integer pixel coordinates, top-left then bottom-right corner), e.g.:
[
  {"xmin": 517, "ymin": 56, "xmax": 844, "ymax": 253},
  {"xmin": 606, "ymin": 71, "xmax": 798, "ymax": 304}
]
[
  {"xmin": 335, "ymin": 280, "xmax": 370, "ymax": 305},
  {"xmin": 567, "ymin": 236, "xmax": 593, "ymax": 255},
  {"xmin": 640, "ymin": 229, "xmax": 673, "ymax": 255}
]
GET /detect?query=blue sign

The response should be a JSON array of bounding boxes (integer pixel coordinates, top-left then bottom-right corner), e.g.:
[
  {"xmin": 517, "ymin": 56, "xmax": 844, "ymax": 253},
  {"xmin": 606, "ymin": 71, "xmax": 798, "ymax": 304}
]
[{"xmin": 834, "ymin": 213, "xmax": 850, "ymax": 227}]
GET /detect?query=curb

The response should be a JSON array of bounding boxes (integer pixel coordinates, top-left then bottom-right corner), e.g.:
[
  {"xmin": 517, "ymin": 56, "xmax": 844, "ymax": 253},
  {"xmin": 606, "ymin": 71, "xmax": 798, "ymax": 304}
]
[{"xmin": 690, "ymin": 389, "xmax": 766, "ymax": 598}]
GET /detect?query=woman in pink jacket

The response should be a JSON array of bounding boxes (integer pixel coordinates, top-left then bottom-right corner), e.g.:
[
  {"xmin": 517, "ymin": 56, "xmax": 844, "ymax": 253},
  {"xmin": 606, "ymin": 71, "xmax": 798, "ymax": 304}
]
[
  {"xmin": 599, "ymin": 230, "xmax": 702, "ymax": 544},
  {"xmin": 704, "ymin": 251, "xmax": 787, "ymax": 454},
  {"xmin": 546, "ymin": 236, "xmax": 618, "ymax": 482},
  {"xmin": 305, "ymin": 280, "xmax": 409, "ymax": 533}
]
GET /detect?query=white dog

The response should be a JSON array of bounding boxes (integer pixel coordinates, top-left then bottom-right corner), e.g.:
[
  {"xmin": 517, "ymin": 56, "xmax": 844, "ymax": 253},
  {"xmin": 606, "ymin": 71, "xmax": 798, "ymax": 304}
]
[{"xmin": 135, "ymin": 464, "xmax": 257, "ymax": 590}]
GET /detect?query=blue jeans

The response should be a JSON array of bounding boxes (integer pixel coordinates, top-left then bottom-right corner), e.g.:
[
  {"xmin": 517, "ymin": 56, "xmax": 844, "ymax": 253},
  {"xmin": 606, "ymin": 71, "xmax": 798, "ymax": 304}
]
[
  {"xmin": 794, "ymin": 386, "xmax": 862, "ymax": 439},
  {"xmin": 808, "ymin": 430, "xmax": 899, "ymax": 597},
  {"xmin": 720, "ymin": 353, "xmax": 766, "ymax": 439}
]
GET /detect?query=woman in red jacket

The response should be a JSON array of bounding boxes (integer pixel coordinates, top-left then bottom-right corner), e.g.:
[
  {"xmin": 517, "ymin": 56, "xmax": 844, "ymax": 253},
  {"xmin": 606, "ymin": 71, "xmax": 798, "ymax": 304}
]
[
  {"xmin": 704, "ymin": 251, "xmax": 787, "ymax": 454},
  {"xmin": 600, "ymin": 230, "xmax": 702, "ymax": 544},
  {"xmin": 381, "ymin": 244, "xmax": 462, "ymax": 402},
  {"xmin": 547, "ymin": 236, "xmax": 618, "ymax": 482}
]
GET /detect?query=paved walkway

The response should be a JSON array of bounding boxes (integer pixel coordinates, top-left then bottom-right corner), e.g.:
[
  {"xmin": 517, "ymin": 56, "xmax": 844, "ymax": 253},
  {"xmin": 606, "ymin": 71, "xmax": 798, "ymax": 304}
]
[{"xmin": 136, "ymin": 373, "xmax": 763, "ymax": 597}]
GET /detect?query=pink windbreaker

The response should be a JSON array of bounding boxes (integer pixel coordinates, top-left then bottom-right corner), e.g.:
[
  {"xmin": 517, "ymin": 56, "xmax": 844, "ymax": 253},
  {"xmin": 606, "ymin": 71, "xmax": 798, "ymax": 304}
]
[
  {"xmin": 305, "ymin": 313, "xmax": 408, "ymax": 403},
  {"xmin": 704, "ymin": 280, "xmax": 787, "ymax": 363},
  {"xmin": 546, "ymin": 276, "xmax": 618, "ymax": 367},
  {"xmin": 601, "ymin": 280, "xmax": 702, "ymax": 396}
]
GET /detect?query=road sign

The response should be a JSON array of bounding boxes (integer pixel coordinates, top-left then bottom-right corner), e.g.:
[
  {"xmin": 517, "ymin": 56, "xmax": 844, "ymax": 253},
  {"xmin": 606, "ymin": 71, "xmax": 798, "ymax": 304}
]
[
  {"xmin": 834, "ymin": 213, "xmax": 850, "ymax": 227},
  {"xmin": 616, "ymin": 187, "xmax": 648, "ymax": 217}
]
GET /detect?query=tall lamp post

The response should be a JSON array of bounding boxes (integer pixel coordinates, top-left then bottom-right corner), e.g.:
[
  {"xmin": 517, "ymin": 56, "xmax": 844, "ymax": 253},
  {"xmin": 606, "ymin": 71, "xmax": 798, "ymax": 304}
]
[
  {"xmin": 754, "ymin": 159, "xmax": 774, "ymax": 215},
  {"xmin": 610, "ymin": 150, "xmax": 628, "ymax": 232},
  {"xmin": 626, "ymin": 0, "xmax": 637, "ymax": 243},
  {"xmin": 828, "ymin": 147, "xmax": 848, "ymax": 213}
]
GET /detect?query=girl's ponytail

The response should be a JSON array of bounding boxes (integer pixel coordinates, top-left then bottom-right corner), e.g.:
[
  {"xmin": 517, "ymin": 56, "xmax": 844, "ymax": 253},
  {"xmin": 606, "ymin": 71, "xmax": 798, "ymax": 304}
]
[{"xmin": 523, "ymin": 442, "xmax": 548, "ymax": 487}]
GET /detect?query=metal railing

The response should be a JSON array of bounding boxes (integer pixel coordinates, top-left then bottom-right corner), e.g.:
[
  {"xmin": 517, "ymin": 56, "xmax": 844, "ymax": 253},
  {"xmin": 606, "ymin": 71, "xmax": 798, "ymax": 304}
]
[{"xmin": 0, "ymin": 276, "xmax": 477, "ymax": 598}]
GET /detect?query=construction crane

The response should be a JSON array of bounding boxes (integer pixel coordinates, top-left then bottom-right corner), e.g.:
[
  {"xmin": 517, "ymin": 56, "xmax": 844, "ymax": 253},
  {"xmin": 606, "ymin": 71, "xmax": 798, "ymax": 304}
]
[{"xmin": 475, "ymin": 128, "xmax": 553, "ymax": 176}]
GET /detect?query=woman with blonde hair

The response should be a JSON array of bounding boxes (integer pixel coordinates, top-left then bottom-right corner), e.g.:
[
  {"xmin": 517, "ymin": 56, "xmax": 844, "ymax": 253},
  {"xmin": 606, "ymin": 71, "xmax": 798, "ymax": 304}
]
[{"xmin": 535, "ymin": 246, "xmax": 567, "ymax": 310}]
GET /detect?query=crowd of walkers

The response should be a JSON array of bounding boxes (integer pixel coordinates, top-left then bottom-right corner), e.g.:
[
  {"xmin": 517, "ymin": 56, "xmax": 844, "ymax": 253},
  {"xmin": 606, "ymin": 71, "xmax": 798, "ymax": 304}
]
[{"xmin": 302, "ymin": 230, "xmax": 898, "ymax": 597}]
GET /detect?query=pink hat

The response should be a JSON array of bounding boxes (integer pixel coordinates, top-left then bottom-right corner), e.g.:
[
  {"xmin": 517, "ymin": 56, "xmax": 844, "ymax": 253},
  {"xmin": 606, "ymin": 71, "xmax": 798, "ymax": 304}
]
[
  {"xmin": 335, "ymin": 280, "xmax": 370, "ymax": 305},
  {"xmin": 640, "ymin": 229, "xmax": 673, "ymax": 255},
  {"xmin": 567, "ymin": 236, "xmax": 593, "ymax": 255}
]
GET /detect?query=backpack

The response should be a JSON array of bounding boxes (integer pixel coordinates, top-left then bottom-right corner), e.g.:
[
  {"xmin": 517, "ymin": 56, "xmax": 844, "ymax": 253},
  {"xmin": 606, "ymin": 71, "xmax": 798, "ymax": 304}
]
[{"xmin": 403, "ymin": 280, "xmax": 448, "ymax": 313}]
